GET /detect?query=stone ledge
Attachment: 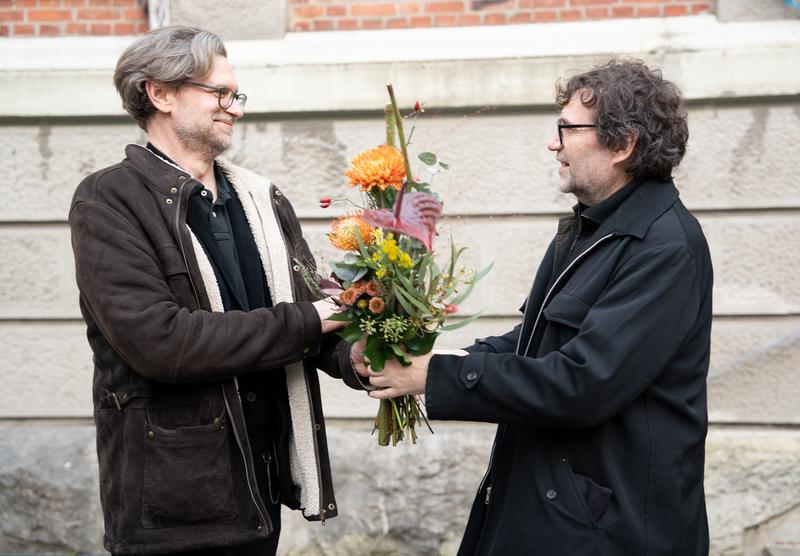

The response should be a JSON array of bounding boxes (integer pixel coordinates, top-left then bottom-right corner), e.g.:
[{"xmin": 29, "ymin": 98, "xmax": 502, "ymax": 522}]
[{"xmin": 0, "ymin": 16, "xmax": 798, "ymax": 117}]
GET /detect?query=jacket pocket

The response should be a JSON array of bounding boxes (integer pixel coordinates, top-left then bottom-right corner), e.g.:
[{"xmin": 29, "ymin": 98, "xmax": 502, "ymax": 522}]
[
  {"xmin": 559, "ymin": 458, "xmax": 613, "ymax": 528},
  {"xmin": 543, "ymin": 293, "xmax": 591, "ymax": 329},
  {"xmin": 141, "ymin": 405, "xmax": 238, "ymax": 529}
]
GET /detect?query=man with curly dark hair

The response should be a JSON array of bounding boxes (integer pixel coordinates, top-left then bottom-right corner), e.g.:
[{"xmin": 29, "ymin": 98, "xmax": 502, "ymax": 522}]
[{"xmin": 358, "ymin": 59, "xmax": 713, "ymax": 555}]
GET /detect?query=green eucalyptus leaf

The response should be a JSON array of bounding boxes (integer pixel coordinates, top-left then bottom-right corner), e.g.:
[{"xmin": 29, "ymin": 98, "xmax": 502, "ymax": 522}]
[
  {"xmin": 326, "ymin": 312, "xmax": 351, "ymax": 322},
  {"xmin": 389, "ymin": 343, "xmax": 412, "ymax": 365},
  {"xmin": 438, "ymin": 161, "xmax": 450, "ymax": 170},
  {"xmin": 439, "ymin": 310, "xmax": 484, "ymax": 331},
  {"xmin": 418, "ymin": 152, "xmax": 437, "ymax": 166}
]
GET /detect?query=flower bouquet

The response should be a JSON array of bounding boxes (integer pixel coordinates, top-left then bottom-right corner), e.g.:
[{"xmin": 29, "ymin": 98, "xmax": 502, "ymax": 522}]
[{"xmin": 315, "ymin": 85, "xmax": 492, "ymax": 446}]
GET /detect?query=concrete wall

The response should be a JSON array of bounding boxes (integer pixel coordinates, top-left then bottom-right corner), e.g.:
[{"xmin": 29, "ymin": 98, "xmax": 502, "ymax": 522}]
[{"xmin": 1, "ymin": 15, "xmax": 799, "ymax": 556}]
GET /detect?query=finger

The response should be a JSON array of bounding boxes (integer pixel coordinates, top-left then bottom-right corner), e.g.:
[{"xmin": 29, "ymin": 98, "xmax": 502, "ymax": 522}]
[
  {"xmin": 368, "ymin": 374, "xmax": 390, "ymax": 388},
  {"xmin": 369, "ymin": 388, "xmax": 400, "ymax": 400}
]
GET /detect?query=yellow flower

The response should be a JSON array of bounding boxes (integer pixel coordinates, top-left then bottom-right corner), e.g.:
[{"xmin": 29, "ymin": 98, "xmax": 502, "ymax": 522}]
[
  {"xmin": 376, "ymin": 267, "xmax": 387, "ymax": 279},
  {"xmin": 328, "ymin": 213, "xmax": 374, "ymax": 251},
  {"xmin": 345, "ymin": 145, "xmax": 406, "ymax": 192},
  {"xmin": 357, "ymin": 299, "xmax": 368, "ymax": 309},
  {"xmin": 398, "ymin": 252, "xmax": 413, "ymax": 269},
  {"xmin": 382, "ymin": 238, "xmax": 400, "ymax": 262}
]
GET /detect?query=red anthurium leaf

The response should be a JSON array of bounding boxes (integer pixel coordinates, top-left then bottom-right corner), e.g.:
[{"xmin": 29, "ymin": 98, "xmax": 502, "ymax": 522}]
[
  {"xmin": 319, "ymin": 277, "xmax": 345, "ymax": 296},
  {"xmin": 361, "ymin": 191, "xmax": 442, "ymax": 251}
]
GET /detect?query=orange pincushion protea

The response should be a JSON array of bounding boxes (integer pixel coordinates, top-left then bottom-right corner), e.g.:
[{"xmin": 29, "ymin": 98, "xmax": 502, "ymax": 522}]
[
  {"xmin": 345, "ymin": 145, "xmax": 406, "ymax": 192},
  {"xmin": 328, "ymin": 213, "xmax": 375, "ymax": 251}
]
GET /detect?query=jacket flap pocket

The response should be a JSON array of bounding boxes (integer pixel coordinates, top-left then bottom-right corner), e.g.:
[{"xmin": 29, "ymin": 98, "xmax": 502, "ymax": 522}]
[
  {"xmin": 157, "ymin": 245, "xmax": 188, "ymax": 276},
  {"xmin": 543, "ymin": 294, "xmax": 590, "ymax": 329}
]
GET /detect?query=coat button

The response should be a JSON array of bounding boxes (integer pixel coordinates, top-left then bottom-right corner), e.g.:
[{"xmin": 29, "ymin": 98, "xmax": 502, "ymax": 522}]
[
  {"xmin": 165, "ymin": 198, "xmax": 173, "ymax": 205},
  {"xmin": 246, "ymin": 392, "xmax": 256, "ymax": 403},
  {"xmin": 545, "ymin": 489, "xmax": 557, "ymax": 500},
  {"xmin": 170, "ymin": 187, "xmax": 178, "ymax": 193},
  {"xmin": 201, "ymin": 190, "xmax": 208, "ymax": 197},
  {"xmin": 293, "ymin": 265, "xmax": 300, "ymax": 272},
  {"xmin": 275, "ymin": 189, "xmax": 282, "ymax": 196},
  {"xmin": 303, "ymin": 347, "xmax": 310, "ymax": 354},
  {"xmin": 315, "ymin": 423, "xmax": 321, "ymax": 431},
  {"xmin": 148, "ymin": 431, "xmax": 154, "ymax": 439},
  {"xmin": 466, "ymin": 371, "xmax": 478, "ymax": 381},
  {"xmin": 328, "ymin": 503, "xmax": 335, "ymax": 511}
]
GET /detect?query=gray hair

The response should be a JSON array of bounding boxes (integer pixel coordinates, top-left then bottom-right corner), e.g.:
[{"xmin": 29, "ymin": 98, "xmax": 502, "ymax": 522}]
[{"xmin": 113, "ymin": 26, "xmax": 227, "ymax": 130}]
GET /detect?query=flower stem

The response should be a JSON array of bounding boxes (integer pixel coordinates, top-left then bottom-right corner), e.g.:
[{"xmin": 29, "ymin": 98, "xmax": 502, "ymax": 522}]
[{"xmin": 386, "ymin": 83, "xmax": 413, "ymax": 220}]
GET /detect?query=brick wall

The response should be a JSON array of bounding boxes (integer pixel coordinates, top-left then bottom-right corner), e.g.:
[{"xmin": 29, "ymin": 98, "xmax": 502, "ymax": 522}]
[
  {"xmin": 0, "ymin": 0, "xmax": 148, "ymax": 37},
  {"xmin": 290, "ymin": 0, "xmax": 712, "ymax": 31}
]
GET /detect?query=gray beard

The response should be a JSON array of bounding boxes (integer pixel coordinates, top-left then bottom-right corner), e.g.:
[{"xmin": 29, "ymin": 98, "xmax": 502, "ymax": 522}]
[{"xmin": 175, "ymin": 123, "xmax": 229, "ymax": 161}]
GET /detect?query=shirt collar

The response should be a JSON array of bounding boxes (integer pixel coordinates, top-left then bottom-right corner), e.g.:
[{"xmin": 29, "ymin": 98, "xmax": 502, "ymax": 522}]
[{"xmin": 573, "ymin": 177, "xmax": 644, "ymax": 226}]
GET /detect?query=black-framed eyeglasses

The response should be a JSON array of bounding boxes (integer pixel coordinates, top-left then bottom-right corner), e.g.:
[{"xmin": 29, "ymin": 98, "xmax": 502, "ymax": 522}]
[
  {"xmin": 557, "ymin": 120, "xmax": 597, "ymax": 145},
  {"xmin": 183, "ymin": 80, "xmax": 248, "ymax": 110}
]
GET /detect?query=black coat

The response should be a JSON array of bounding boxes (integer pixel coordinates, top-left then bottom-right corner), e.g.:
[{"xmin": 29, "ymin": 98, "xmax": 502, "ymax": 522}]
[{"xmin": 427, "ymin": 179, "xmax": 712, "ymax": 555}]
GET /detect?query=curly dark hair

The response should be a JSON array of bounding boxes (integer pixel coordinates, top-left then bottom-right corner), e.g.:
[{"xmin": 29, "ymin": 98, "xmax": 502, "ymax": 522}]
[{"xmin": 555, "ymin": 59, "xmax": 689, "ymax": 180}]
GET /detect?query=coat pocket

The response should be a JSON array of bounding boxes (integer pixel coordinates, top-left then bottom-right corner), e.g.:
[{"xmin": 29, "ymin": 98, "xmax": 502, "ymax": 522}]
[
  {"xmin": 559, "ymin": 458, "xmax": 613, "ymax": 528},
  {"xmin": 543, "ymin": 293, "xmax": 591, "ymax": 329},
  {"xmin": 141, "ymin": 406, "xmax": 238, "ymax": 529}
]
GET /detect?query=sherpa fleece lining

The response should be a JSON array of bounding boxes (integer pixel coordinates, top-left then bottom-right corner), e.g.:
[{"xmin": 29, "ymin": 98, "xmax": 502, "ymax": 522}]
[{"xmin": 187, "ymin": 158, "xmax": 321, "ymax": 519}]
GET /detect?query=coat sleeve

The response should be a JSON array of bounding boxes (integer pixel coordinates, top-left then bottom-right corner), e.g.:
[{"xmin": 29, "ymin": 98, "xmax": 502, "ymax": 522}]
[
  {"xmin": 464, "ymin": 324, "xmax": 522, "ymax": 354},
  {"xmin": 70, "ymin": 199, "xmax": 322, "ymax": 384},
  {"xmin": 425, "ymin": 243, "xmax": 702, "ymax": 427}
]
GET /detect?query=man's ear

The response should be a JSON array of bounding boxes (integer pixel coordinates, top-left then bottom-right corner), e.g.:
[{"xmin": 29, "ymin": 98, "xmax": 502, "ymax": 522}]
[
  {"xmin": 145, "ymin": 80, "xmax": 173, "ymax": 115},
  {"xmin": 613, "ymin": 131, "xmax": 637, "ymax": 166}
]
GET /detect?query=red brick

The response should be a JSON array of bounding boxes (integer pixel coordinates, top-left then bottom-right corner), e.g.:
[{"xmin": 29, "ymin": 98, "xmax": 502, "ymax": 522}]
[
  {"xmin": 292, "ymin": 20, "xmax": 311, "ymax": 30},
  {"xmin": 585, "ymin": 7, "xmax": 609, "ymax": 18},
  {"xmin": 114, "ymin": 22, "xmax": 135, "ymax": 34},
  {"xmin": 611, "ymin": 6, "xmax": 634, "ymax": 17},
  {"xmin": 622, "ymin": 0, "xmax": 661, "ymax": 3},
  {"xmin": 362, "ymin": 18, "xmax": 382, "ymax": 27},
  {"xmin": 386, "ymin": 17, "xmax": 409, "ymax": 27},
  {"xmin": 484, "ymin": 12, "xmax": 505, "ymax": 23},
  {"xmin": 77, "ymin": 8, "xmax": 121, "ymax": 19},
  {"xmin": 64, "ymin": 0, "xmax": 89, "ymax": 6},
  {"xmin": 0, "ymin": 23, "xmax": 8, "ymax": 36},
  {"xmin": 336, "ymin": 18, "xmax": 358, "ymax": 29},
  {"xmin": 28, "ymin": 9, "xmax": 72, "ymax": 21},
  {"xmin": 435, "ymin": 13, "xmax": 457, "ymax": 24},
  {"xmin": 66, "ymin": 22, "xmax": 88, "ymax": 33},
  {"xmin": 664, "ymin": 5, "xmax": 688, "ymax": 16},
  {"xmin": 38, "ymin": 0, "xmax": 62, "ymax": 6},
  {"xmin": 569, "ymin": 0, "xmax": 611, "ymax": 5},
  {"xmin": 122, "ymin": 8, "xmax": 145, "ymax": 19},
  {"xmin": 399, "ymin": 2, "xmax": 420, "ymax": 13},
  {"xmin": 0, "ymin": 11, "xmax": 24, "ymax": 21},
  {"xmin": 14, "ymin": 0, "xmax": 37, "ymax": 6},
  {"xmin": 458, "ymin": 13, "xmax": 480, "ymax": 24},
  {"xmin": 114, "ymin": 0, "xmax": 137, "ymax": 5},
  {"xmin": 351, "ymin": 3, "xmax": 396, "ymax": 16},
  {"xmin": 293, "ymin": 5, "xmax": 323, "ymax": 17},
  {"xmin": 135, "ymin": 21, "xmax": 148, "ymax": 32},
  {"xmin": 424, "ymin": 1, "xmax": 464, "ymax": 13},
  {"xmin": 312, "ymin": 18, "xmax": 333, "ymax": 29},
  {"xmin": 90, "ymin": 0, "xmax": 114, "ymax": 5},
  {"xmin": 559, "ymin": 8, "xmax": 581, "ymax": 20},
  {"xmin": 533, "ymin": 9, "xmax": 556, "ymax": 21},
  {"xmin": 326, "ymin": 5, "xmax": 346, "ymax": 16},
  {"xmin": 409, "ymin": 15, "xmax": 431, "ymax": 25},
  {"xmin": 90, "ymin": 22, "xmax": 112, "ymax": 34},
  {"xmin": 636, "ymin": 6, "xmax": 660, "ymax": 16},
  {"xmin": 509, "ymin": 11, "xmax": 531, "ymax": 23},
  {"xmin": 12, "ymin": 23, "xmax": 35, "ymax": 34},
  {"xmin": 691, "ymin": 4, "xmax": 710, "ymax": 14},
  {"xmin": 39, "ymin": 23, "xmax": 62, "ymax": 35},
  {"xmin": 530, "ymin": 0, "xmax": 563, "ymax": 5}
]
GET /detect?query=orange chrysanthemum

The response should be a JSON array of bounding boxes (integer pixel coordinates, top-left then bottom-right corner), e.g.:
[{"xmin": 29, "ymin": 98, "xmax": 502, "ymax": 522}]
[
  {"xmin": 345, "ymin": 145, "xmax": 406, "ymax": 192},
  {"xmin": 328, "ymin": 213, "xmax": 375, "ymax": 251}
]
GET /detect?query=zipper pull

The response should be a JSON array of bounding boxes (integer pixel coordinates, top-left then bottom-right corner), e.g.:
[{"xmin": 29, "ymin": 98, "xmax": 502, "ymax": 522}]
[{"xmin": 485, "ymin": 485, "xmax": 492, "ymax": 505}]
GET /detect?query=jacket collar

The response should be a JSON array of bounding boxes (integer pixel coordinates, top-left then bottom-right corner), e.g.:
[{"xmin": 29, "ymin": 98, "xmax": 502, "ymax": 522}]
[
  {"xmin": 124, "ymin": 143, "xmax": 193, "ymax": 196},
  {"xmin": 605, "ymin": 177, "xmax": 680, "ymax": 239}
]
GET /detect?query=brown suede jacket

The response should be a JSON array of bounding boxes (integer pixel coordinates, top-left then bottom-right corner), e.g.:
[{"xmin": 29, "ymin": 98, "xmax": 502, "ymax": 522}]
[{"xmin": 70, "ymin": 144, "xmax": 363, "ymax": 555}]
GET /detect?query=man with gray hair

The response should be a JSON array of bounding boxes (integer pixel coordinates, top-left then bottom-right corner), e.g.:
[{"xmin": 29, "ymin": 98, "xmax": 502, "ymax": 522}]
[{"xmin": 70, "ymin": 26, "xmax": 364, "ymax": 555}]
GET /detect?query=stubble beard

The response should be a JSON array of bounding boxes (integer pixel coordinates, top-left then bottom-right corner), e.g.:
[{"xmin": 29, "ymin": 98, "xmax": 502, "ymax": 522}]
[{"xmin": 175, "ymin": 119, "xmax": 231, "ymax": 162}]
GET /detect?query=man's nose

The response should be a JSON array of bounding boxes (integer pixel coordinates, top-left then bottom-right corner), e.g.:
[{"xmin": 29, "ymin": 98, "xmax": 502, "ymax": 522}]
[
  {"xmin": 226, "ymin": 102, "xmax": 245, "ymax": 119},
  {"xmin": 547, "ymin": 133, "xmax": 562, "ymax": 152}
]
